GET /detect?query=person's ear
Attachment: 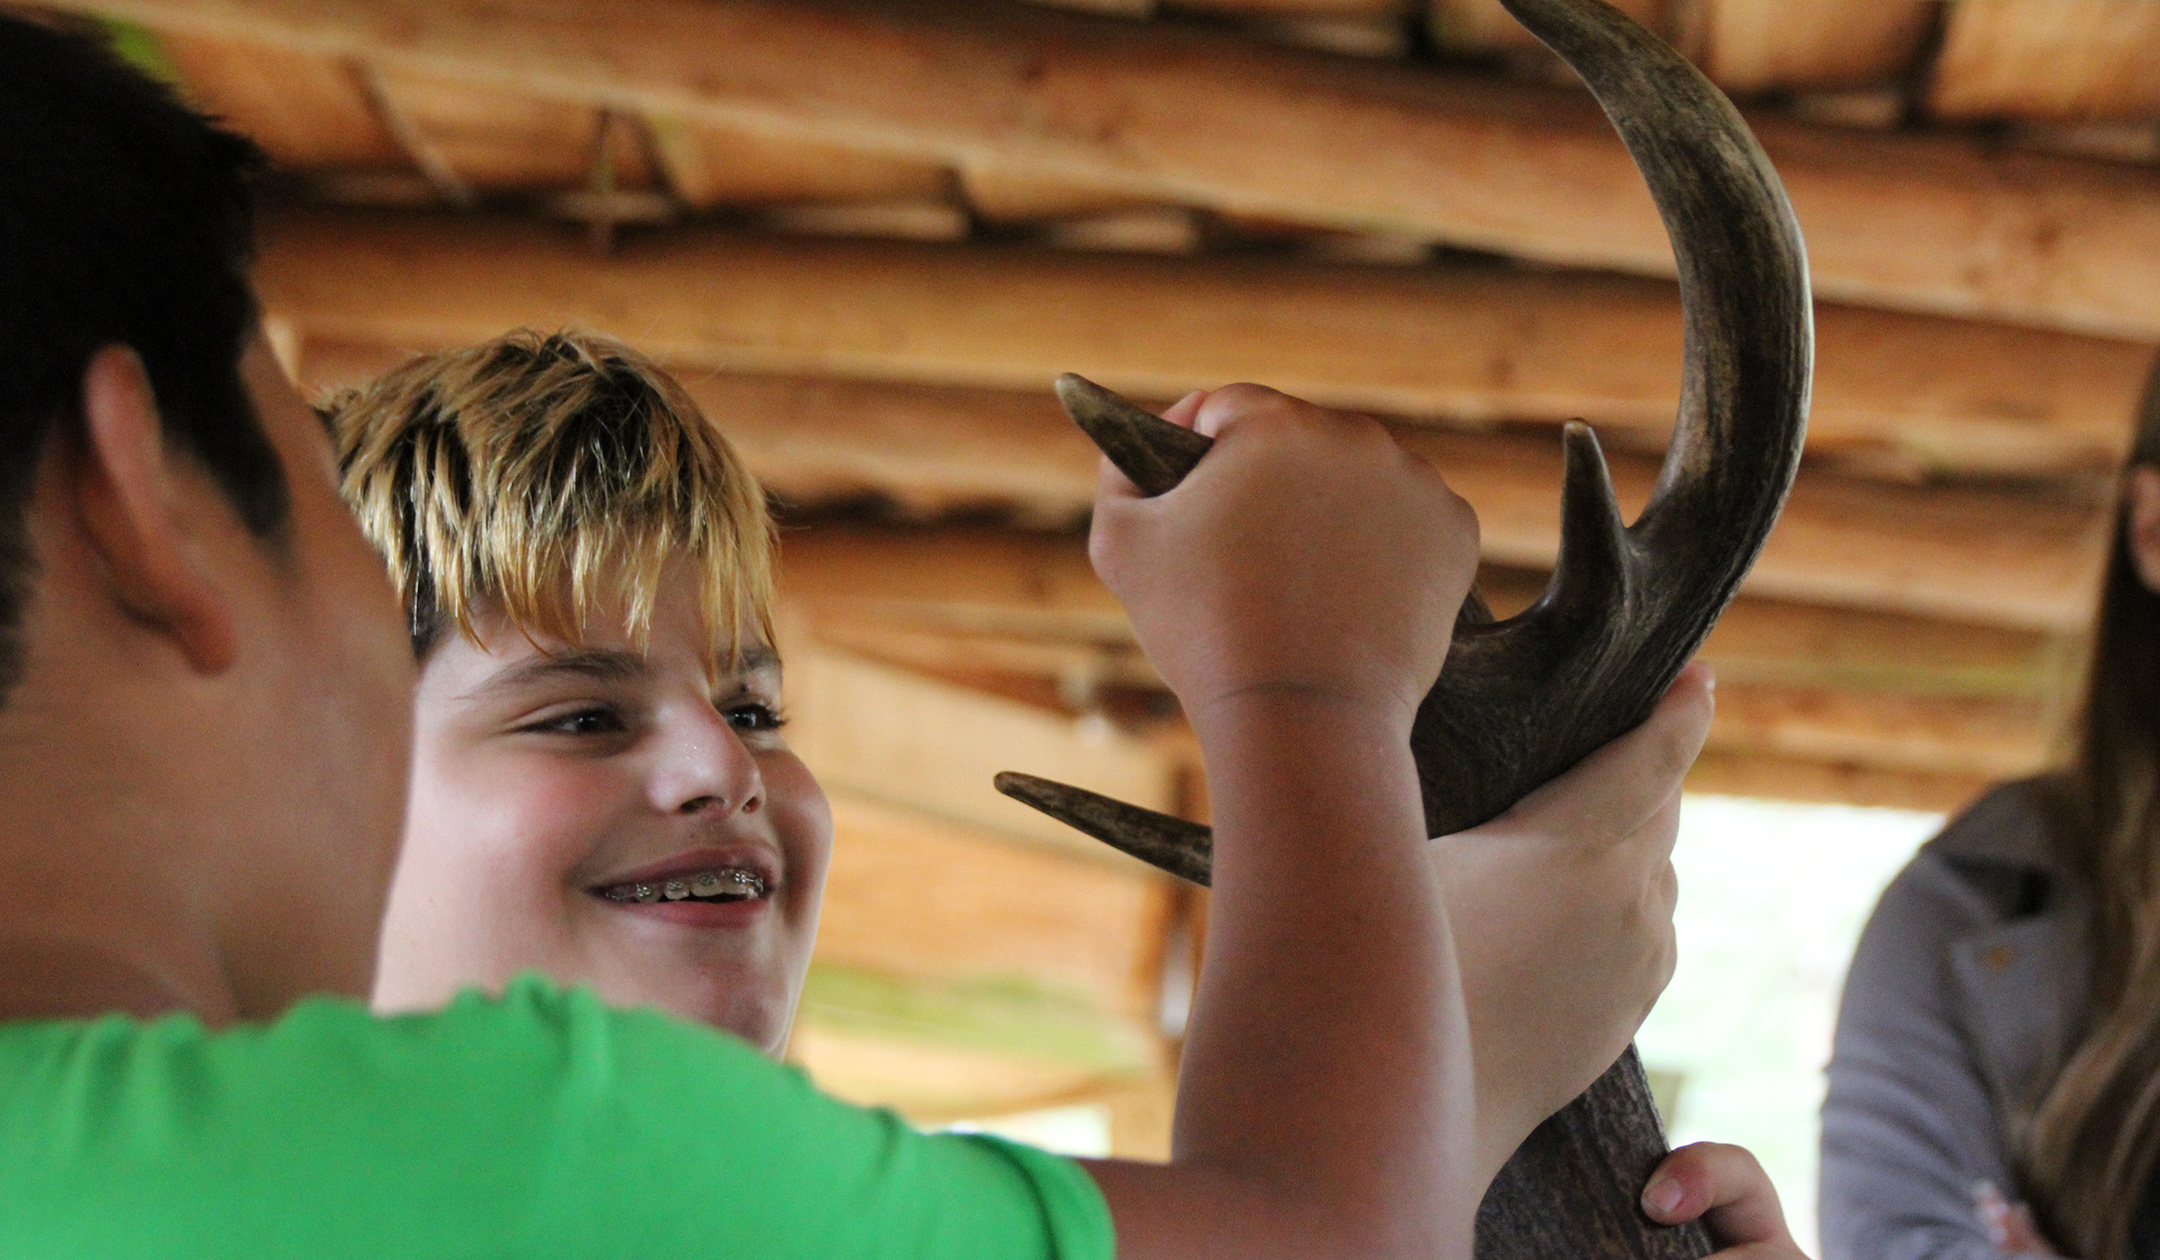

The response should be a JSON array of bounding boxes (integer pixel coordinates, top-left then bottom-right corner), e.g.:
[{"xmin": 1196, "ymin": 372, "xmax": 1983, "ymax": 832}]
[{"xmin": 70, "ymin": 345, "xmax": 239, "ymax": 675}]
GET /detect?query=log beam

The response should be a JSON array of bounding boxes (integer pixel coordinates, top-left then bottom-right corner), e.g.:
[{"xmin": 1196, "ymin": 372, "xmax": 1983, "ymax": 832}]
[
  {"xmin": 70, "ymin": 0, "xmax": 2160, "ymax": 338},
  {"xmin": 776, "ymin": 526, "xmax": 2072, "ymax": 701},
  {"xmin": 264, "ymin": 208, "xmax": 2153, "ymax": 483},
  {"xmin": 320, "ymin": 342, "xmax": 2114, "ymax": 630}
]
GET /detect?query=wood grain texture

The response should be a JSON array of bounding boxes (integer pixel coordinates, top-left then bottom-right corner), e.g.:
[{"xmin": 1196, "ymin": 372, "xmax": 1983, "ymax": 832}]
[
  {"xmin": 75, "ymin": 0, "xmax": 2160, "ymax": 335},
  {"xmin": 296, "ymin": 335, "xmax": 2112, "ymax": 632},
  {"xmin": 816, "ymin": 793, "xmax": 1179, "ymax": 1024},
  {"xmin": 647, "ymin": 116, "xmax": 952, "ymax": 208},
  {"xmin": 158, "ymin": 30, "xmax": 404, "ymax": 168},
  {"xmin": 1930, "ymin": 0, "xmax": 2160, "ymax": 122},
  {"xmin": 781, "ymin": 527, "xmax": 2071, "ymax": 700},
  {"xmin": 259, "ymin": 209, "xmax": 2156, "ymax": 482},
  {"xmin": 1695, "ymin": 0, "xmax": 1934, "ymax": 94}
]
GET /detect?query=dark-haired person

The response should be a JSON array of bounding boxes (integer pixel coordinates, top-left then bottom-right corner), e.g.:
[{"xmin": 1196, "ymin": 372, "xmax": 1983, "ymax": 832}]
[
  {"xmin": 1821, "ymin": 358, "xmax": 2160, "ymax": 1260},
  {"xmin": 0, "ymin": 14, "xmax": 1799, "ymax": 1257}
]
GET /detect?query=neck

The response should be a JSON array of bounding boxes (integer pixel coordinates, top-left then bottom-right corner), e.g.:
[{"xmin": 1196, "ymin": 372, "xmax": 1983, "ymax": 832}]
[{"xmin": 0, "ymin": 651, "xmax": 244, "ymax": 1027}]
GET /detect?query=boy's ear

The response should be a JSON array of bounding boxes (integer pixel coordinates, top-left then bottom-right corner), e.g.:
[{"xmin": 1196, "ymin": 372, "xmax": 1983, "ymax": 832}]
[{"xmin": 69, "ymin": 345, "xmax": 239, "ymax": 675}]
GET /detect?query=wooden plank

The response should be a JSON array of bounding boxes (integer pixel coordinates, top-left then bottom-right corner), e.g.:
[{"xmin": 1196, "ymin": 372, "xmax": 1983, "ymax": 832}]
[
  {"xmin": 1696, "ymin": 0, "xmax": 1935, "ymax": 94},
  {"xmin": 780, "ymin": 637, "xmax": 1194, "ymax": 859},
  {"xmin": 1930, "ymin": 0, "xmax": 2160, "ymax": 123},
  {"xmin": 367, "ymin": 67, "xmax": 643, "ymax": 191},
  {"xmin": 1395, "ymin": 425, "xmax": 2109, "ymax": 629},
  {"xmin": 260, "ymin": 209, "xmax": 2157, "ymax": 482},
  {"xmin": 1429, "ymin": 0, "xmax": 1667, "ymax": 55},
  {"xmin": 156, "ymin": 30, "xmax": 404, "ymax": 168},
  {"xmin": 298, "ymin": 316, "xmax": 2112, "ymax": 630},
  {"xmin": 70, "ymin": 0, "xmax": 2160, "ymax": 337},
  {"xmin": 1684, "ymin": 751, "xmax": 1990, "ymax": 814},
  {"xmin": 816, "ymin": 793, "xmax": 1176, "ymax": 1023},
  {"xmin": 647, "ymin": 116, "xmax": 954, "ymax": 208},
  {"xmin": 1701, "ymin": 684, "xmax": 2051, "ymax": 778},
  {"xmin": 793, "ymin": 589, "xmax": 2056, "ymax": 777},
  {"xmin": 778, "ymin": 527, "xmax": 2072, "ymax": 698},
  {"xmin": 788, "ymin": 1020, "xmax": 1154, "ymax": 1122}
]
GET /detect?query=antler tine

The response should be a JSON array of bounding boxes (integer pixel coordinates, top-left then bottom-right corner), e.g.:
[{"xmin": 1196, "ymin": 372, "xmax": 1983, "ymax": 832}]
[
  {"xmin": 993, "ymin": 772, "xmax": 1214, "ymax": 886},
  {"xmin": 1053, "ymin": 373, "xmax": 1209, "ymax": 497}
]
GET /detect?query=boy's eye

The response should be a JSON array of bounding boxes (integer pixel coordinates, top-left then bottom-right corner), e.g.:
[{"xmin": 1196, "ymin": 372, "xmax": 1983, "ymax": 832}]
[
  {"xmin": 724, "ymin": 702, "xmax": 786, "ymax": 733},
  {"xmin": 527, "ymin": 707, "xmax": 626, "ymax": 736}
]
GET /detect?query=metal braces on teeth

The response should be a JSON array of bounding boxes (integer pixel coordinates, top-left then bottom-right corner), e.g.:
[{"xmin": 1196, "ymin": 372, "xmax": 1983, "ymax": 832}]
[{"xmin": 603, "ymin": 869, "xmax": 765, "ymax": 903}]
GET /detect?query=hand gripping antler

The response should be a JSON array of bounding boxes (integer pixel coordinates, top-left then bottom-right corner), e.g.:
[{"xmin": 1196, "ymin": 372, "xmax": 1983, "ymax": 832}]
[{"xmin": 994, "ymin": 0, "xmax": 1810, "ymax": 1254}]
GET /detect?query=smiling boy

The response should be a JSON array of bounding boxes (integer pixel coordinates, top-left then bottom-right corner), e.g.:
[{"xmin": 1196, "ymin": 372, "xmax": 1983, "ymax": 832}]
[{"xmin": 330, "ymin": 332, "xmax": 829, "ymax": 1052}]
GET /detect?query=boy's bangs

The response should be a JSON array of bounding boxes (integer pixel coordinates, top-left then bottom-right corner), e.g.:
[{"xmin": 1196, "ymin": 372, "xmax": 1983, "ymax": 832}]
[{"xmin": 330, "ymin": 329, "xmax": 776, "ymax": 662}]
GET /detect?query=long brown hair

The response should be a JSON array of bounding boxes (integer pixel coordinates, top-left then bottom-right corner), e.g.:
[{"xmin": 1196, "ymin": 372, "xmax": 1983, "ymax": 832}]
[{"xmin": 2024, "ymin": 354, "xmax": 2160, "ymax": 1260}]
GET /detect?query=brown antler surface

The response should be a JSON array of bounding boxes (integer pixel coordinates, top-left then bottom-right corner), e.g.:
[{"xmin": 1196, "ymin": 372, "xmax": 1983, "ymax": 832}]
[{"xmin": 998, "ymin": 0, "xmax": 1810, "ymax": 1254}]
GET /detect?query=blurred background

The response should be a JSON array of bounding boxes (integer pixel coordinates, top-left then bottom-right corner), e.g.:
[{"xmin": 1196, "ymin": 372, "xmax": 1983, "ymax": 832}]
[{"xmin": 22, "ymin": 0, "xmax": 2160, "ymax": 1241}]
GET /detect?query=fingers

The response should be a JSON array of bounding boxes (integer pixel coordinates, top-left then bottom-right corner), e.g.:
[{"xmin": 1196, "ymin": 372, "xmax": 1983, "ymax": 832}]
[
  {"xmin": 1642, "ymin": 1143, "xmax": 1799, "ymax": 1253},
  {"xmin": 1486, "ymin": 661, "xmax": 1714, "ymax": 846},
  {"xmin": 1161, "ymin": 389, "xmax": 1208, "ymax": 431}
]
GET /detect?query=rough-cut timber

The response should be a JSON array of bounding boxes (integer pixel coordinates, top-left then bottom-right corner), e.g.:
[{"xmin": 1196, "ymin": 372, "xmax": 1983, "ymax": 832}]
[
  {"xmin": 299, "ymin": 338, "xmax": 2110, "ymax": 630},
  {"xmin": 1693, "ymin": 0, "xmax": 1934, "ymax": 93},
  {"xmin": 1930, "ymin": 0, "xmax": 2160, "ymax": 122},
  {"xmin": 259, "ymin": 207, "xmax": 2156, "ymax": 479},
  {"xmin": 70, "ymin": 0, "xmax": 2160, "ymax": 336}
]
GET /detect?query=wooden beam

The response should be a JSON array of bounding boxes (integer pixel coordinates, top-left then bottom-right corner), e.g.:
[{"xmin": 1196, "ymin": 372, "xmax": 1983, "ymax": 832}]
[
  {"xmin": 780, "ymin": 635, "xmax": 1197, "ymax": 860},
  {"xmin": 1684, "ymin": 751, "xmax": 1990, "ymax": 814},
  {"xmin": 158, "ymin": 31, "xmax": 405, "ymax": 169},
  {"xmin": 1695, "ymin": 0, "xmax": 1935, "ymax": 94},
  {"xmin": 263, "ymin": 207, "xmax": 2156, "ymax": 481},
  {"xmin": 816, "ymin": 793, "xmax": 1178, "ymax": 1025},
  {"xmin": 794, "ymin": 595, "xmax": 2056, "ymax": 778},
  {"xmin": 365, "ymin": 66, "xmax": 639, "ymax": 192},
  {"xmin": 776, "ymin": 526, "xmax": 2073, "ymax": 698},
  {"xmin": 1929, "ymin": 0, "xmax": 2160, "ymax": 123},
  {"xmin": 1701, "ymin": 684, "xmax": 2051, "ymax": 779},
  {"xmin": 80, "ymin": 0, "xmax": 2160, "ymax": 337},
  {"xmin": 1428, "ymin": 0, "xmax": 1669, "ymax": 56},
  {"xmin": 647, "ymin": 117, "xmax": 954, "ymax": 209},
  {"xmin": 300, "ymin": 323, "xmax": 2115, "ymax": 630}
]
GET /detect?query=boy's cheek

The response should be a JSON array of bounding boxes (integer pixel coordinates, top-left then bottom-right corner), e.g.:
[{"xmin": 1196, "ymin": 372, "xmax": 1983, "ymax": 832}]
[{"xmin": 410, "ymin": 746, "xmax": 638, "ymax": 883}]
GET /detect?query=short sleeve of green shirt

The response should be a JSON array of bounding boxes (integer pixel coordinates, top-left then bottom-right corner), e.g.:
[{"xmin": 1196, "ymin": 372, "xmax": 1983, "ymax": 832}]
[{"xmin": 0, "ymin": 976, "xmax": 1115, "ymax": 1259}]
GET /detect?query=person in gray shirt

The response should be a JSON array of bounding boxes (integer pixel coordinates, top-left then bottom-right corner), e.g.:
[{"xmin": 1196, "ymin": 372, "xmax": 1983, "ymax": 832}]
[{"xmin": 1822, "ymin": 356, "xmax": 2160, "ymax": 1260}]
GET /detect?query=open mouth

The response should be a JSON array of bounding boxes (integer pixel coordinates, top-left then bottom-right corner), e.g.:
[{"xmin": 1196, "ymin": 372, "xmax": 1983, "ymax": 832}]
[{"xmin": 593, "ymin": 868, "xmax": 768, "ymax": 906}]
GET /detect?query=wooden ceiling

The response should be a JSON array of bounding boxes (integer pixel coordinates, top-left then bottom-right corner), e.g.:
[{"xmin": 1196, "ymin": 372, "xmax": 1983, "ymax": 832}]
[{"xmin": 26, "ymin": 0, "xmax": 2159, "ymax": 1140}]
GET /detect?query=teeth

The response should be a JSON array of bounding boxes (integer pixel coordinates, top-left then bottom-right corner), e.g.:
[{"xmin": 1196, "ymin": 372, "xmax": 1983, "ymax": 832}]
[{"xmin": 600, "ymin": 867, "xmax": 766, "ymax": 905}]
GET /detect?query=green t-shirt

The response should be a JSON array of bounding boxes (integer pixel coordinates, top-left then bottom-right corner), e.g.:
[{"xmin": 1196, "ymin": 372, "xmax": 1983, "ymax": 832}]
[{"xmin": 0, "ymin": 975, "xmax": 1114, "ymax": 1258}]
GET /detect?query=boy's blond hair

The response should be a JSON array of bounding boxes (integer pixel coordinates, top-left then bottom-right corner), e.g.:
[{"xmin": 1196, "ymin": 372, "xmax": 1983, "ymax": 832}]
[{"xmin": 326, "ymin": 329, "xmax": 775, "ymax": 662}]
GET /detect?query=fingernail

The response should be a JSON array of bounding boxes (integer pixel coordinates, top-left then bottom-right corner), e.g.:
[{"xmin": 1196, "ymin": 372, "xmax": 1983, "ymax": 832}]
[{"xmin": 1642, "ymin": 1177, "xmax": 1684, "ymax": 1218}]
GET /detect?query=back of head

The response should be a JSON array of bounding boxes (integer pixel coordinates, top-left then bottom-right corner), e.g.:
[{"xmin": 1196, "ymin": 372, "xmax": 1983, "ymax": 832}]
[
  {"xmin": 0, "ymin": 14, "xmax": 283, "ymax": 700},
  {"xmin": 2023, "ymin": 351, "xmax": 2160, "ymax": 1260},
  {"xmin": 326, "ymin": 330, "xmax": 775, "ymax": 665}
]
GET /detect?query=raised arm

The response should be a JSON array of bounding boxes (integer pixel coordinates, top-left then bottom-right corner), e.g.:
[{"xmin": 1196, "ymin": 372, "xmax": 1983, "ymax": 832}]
[{"xmin": 1079, "ymin": 384, "xmax": 1481, "ymax": 1260}]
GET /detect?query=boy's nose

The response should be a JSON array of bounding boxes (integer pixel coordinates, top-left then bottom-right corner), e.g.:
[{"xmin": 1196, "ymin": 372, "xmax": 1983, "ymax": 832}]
[{"xmin": 652, "ymin": 712, "xmax": 764, "ymax": 819}]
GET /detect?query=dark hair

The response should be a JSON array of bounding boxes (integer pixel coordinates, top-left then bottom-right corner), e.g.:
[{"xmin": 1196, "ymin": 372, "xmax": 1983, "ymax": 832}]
[
  {"xmin": 2023, "ymin": 352, "xmax": 2160, "ymax": 1260},
  {"xmin": 0, "ymin": 15, "xmax": 286, "ymax": 699}
]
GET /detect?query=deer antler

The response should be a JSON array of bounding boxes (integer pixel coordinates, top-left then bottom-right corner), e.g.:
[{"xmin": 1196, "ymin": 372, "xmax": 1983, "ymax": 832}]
[{"xmin": 996, "ymin": 0, "xmax": 1810, "ymax": 1254}]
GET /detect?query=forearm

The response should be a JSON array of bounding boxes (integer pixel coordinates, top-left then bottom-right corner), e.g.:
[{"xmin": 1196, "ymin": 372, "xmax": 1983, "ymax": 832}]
[{"xmin": 1174, "ymin": 689, "xmax": 1476, "ymax": 1257}]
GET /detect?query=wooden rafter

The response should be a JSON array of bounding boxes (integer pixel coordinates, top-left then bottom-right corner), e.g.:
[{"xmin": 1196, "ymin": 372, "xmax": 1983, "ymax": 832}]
[
  {"xmin": 69, "ymin": 0, "xmax": 2160, "ymax": 337},
  {"xmin": 1930, "ymin": 0, "xmax": 2160, "ymax": 123},
  {"xmin": 265, "ymin": 209, "xmax": 2153, "ymax": 483}
]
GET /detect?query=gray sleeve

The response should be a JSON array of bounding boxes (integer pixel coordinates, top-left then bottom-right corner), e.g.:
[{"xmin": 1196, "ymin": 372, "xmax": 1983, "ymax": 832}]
[{"xmin": 1819, "ymin": 856, "xmax": 2020, "ymax": 1260}]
